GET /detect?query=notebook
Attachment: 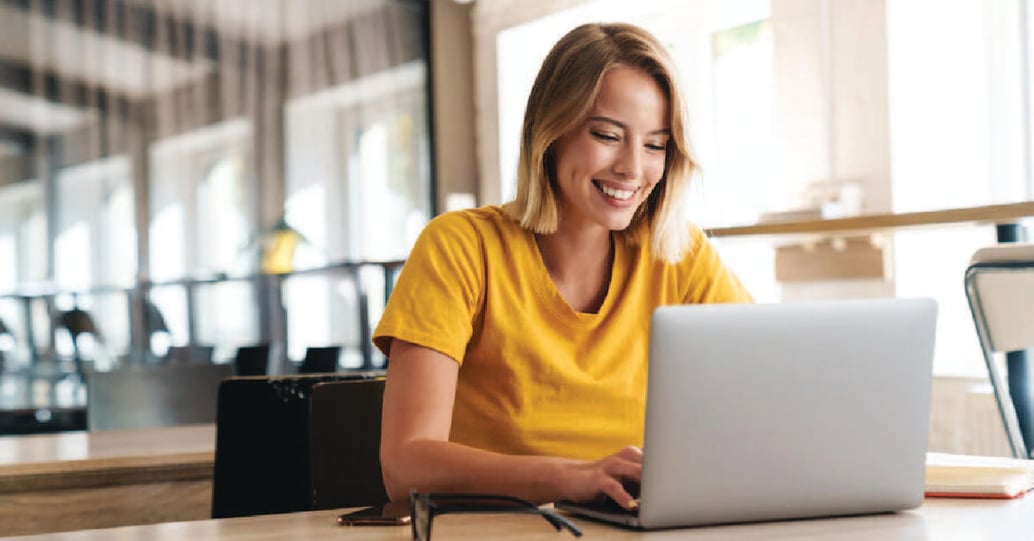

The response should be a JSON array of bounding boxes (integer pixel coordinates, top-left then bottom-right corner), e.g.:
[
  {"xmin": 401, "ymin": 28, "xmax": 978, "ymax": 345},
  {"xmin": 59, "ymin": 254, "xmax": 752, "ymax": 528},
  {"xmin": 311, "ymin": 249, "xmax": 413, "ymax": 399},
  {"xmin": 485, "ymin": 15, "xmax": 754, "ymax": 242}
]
[
  {"xmin": 557, "ymin": 298, "xmax": 938, "ymax": 529},
  {"xmin": 925, "ymin": 452, "xmax": 1034, "ymax": 499}
]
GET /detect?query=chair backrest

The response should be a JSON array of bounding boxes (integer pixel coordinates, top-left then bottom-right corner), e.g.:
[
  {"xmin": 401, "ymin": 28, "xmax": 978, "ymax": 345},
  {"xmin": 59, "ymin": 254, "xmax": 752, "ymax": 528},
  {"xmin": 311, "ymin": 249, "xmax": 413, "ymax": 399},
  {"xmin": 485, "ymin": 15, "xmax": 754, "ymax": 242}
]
[
  {"xmin": 966, "ymin": 243, "xmax": 1034, "ymax": 353},
  {"xmin": 165, "ymin": 345, "xmax": 215, "ymax": 364},
  {"xmin": 965, "ymin": 242, "xmax": 1034, "ymax": 459},
  {"xmin": 210, "ymin": 372, "xmax": 383, "ymax": 519},
  {"xmin": 233, "ymin": 344, "xmax": 271, "ymax": 376},
  {"xmin": 299, "ymin": 346, "xmax": 341, "ymax": 374},
  {"xmin": 86, "ymin": 363, "xmax": 233, "ymax": 431},
  {"xmin": 309, "ymin": 379, "xmax": 388, "ymax": 509}
]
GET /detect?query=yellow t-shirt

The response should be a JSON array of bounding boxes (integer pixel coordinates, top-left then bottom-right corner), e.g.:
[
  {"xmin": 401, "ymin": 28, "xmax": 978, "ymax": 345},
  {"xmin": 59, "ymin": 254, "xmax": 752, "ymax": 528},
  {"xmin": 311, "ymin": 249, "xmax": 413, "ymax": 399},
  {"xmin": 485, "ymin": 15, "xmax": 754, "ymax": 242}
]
[{"xmin": 373, "ymin": 206, "xmax": 751, "ymax": 461}]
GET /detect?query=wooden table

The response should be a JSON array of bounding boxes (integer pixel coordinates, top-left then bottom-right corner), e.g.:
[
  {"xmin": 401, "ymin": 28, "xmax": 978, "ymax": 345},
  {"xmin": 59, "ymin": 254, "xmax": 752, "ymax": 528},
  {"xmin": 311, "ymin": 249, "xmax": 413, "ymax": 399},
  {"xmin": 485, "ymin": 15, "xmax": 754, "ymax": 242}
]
[
  {"xmin": 0, "ymin": 424, "xmax": 215, "ymax": 536},
  {"xmin": 5, "ymin": 496, "xmax": 1034, "ymax": 540},
  {"xmin": 706, "ymin": 201, "xmax": 1034, "ymax": 238}
]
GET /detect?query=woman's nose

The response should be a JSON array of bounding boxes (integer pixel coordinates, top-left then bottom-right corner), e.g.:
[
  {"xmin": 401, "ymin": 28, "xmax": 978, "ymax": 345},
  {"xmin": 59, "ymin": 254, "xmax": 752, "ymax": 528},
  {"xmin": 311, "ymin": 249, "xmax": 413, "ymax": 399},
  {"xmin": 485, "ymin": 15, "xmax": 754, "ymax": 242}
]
[{"xmin": 612, "ymin": 143, "xmax": 642, "ymax": 179}]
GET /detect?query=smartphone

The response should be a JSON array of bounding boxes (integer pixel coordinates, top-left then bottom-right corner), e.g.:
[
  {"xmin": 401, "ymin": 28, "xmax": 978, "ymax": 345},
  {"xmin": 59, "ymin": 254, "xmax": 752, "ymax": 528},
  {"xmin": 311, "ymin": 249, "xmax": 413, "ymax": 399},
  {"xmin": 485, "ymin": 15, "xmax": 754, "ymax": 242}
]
[{"xmin": 336, "ymin": 501, "xmax": 411, "ymax": 526}]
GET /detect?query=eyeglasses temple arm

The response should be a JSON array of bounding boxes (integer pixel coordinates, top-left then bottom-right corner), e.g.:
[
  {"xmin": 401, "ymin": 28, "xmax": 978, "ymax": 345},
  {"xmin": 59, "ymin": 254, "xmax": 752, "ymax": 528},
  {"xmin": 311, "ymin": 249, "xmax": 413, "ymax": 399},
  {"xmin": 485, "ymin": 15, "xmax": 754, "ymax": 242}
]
[{"xmin": 541, "ymin": 509, "xmax": 583, "ymax": 537}]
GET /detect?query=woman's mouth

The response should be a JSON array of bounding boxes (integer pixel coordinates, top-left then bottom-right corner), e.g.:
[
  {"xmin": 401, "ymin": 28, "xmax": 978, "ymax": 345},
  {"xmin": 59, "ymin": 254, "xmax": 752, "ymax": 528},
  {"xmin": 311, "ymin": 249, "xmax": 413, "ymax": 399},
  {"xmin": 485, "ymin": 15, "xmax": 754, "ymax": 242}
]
[{"xmin": 593, "ymin": 180, "xmax": 636, "ymax": 201}]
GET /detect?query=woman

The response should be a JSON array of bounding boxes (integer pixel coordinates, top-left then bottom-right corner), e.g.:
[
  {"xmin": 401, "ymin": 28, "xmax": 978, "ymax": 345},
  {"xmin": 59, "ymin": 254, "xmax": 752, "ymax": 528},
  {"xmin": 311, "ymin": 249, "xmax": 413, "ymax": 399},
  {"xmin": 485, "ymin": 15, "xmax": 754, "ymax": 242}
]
[{"xmin": 373, "ymin": 22, "xmax": 751, "ymax": 511}]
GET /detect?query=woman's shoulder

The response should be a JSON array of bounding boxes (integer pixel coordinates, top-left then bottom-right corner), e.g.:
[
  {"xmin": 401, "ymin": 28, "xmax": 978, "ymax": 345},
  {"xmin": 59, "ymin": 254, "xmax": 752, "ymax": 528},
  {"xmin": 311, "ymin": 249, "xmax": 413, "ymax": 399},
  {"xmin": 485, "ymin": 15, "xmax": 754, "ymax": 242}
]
[
  {"xmin": 627, "ymin": 221, "xmax": 711, "ymax": 267},
  {"xmin": 663, "ymin": 222, "xmax": 728, "ymax": 277},
  {"xmin": 680, "ymin": 222, "xmax": 711, "ymax": 260},
  {"xmin": 422, "ymin": 205, "xmax": 523, "ymax": 242}
]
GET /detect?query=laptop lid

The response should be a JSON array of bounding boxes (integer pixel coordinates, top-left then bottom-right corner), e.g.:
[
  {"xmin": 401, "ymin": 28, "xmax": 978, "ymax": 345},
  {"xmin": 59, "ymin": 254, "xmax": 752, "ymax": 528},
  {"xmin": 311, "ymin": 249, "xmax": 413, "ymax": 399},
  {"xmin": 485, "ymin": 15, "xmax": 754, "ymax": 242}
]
[
  {"xmin": 559, "ymin": 299, "xmax": 937, "ymax": 529},
  {"xmin": 634, "ymin": 298, "xmax": 937, "ymax": 529}
]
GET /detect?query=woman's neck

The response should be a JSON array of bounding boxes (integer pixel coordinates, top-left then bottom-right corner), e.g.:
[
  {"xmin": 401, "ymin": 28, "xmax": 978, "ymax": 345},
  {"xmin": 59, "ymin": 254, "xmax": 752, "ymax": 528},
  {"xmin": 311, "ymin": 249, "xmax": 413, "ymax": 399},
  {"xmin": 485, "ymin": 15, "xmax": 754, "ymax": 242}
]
[
  {"xmin": 537, "ymin": 220, "xmax": 611, "ymax": 273},
  {"xmin": 535, "ymin": 220, "xmax": 614, "ymax": 313}
]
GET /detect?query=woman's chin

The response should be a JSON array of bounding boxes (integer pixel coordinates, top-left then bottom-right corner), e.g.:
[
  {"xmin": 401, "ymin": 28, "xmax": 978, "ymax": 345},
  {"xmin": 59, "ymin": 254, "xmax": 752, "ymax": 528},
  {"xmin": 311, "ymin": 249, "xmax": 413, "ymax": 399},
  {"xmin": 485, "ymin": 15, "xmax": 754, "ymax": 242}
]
[{"xmin": 600, "ymin": 214, "xmax": 636, "ymax": 232}]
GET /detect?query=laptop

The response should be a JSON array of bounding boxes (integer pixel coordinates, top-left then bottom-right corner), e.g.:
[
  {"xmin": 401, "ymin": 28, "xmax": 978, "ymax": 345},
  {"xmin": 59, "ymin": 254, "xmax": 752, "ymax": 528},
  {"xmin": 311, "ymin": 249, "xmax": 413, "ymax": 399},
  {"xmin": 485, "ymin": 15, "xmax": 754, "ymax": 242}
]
[{"xmin": 557, "ymin": 298, "xmax": 937, "ymax": 529}]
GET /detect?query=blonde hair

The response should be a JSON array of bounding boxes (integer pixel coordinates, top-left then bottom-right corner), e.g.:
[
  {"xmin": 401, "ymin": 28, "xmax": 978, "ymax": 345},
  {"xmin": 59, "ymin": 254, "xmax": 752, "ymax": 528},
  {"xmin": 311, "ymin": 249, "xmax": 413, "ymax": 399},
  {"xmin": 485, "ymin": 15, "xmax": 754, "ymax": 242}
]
[{"xmin": 503, "ymin": 22, "xmax": 696, "ymax": 263}]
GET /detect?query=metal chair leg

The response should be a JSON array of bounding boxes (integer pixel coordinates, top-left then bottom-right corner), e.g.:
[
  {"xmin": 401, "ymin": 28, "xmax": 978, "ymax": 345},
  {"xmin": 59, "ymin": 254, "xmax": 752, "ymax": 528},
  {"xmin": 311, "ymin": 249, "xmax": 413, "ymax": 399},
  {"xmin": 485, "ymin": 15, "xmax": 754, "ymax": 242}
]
[
  {"xmin": 1006, "ymin": 350, "xmax": 1034, "ymax": 456},
  {"xmin": 983, "ymin": 346, "xmax": 1030, "ymax": 459}
]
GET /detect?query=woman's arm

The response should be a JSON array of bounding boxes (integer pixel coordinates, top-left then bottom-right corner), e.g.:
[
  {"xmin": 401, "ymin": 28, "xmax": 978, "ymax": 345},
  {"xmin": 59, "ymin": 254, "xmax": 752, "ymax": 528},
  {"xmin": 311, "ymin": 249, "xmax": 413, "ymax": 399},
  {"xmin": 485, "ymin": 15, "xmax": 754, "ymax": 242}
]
[{"xmin": 379, "ymin": 339, "xmax": 642, "ymax": 509}]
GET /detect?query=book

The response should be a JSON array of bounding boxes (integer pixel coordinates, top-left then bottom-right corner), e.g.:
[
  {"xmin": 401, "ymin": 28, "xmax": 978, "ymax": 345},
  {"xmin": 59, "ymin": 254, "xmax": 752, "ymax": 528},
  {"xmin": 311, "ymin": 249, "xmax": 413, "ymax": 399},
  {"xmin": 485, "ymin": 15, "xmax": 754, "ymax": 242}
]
[{"xmin": 925, "ymin": 452, "xmax": 1034, "ymax": 499}]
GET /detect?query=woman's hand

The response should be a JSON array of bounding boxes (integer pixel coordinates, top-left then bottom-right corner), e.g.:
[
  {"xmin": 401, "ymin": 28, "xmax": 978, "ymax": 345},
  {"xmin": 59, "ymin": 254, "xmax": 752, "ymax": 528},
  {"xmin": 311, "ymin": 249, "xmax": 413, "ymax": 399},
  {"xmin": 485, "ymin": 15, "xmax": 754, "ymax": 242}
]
[
  {"xmin": 382, "ymin": 339, "xmax": 641, "ymax": 505},
  {"xmin": 559, "ymin": 446, "xmax": 643, "ymax": 510}
]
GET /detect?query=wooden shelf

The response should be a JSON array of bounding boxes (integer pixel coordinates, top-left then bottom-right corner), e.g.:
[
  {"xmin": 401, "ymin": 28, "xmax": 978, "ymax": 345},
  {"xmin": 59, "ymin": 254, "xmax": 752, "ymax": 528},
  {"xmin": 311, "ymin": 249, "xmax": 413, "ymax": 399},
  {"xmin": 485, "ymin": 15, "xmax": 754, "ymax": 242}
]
[{"xmin": 705, "ymin": 202, "xmax": 1034, "ymax": 238}]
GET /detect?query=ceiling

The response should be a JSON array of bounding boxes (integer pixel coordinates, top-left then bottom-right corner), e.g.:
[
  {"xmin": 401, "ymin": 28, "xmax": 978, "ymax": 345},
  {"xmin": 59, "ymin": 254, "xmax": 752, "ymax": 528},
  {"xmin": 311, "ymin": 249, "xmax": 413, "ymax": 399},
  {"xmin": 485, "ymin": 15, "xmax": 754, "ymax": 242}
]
[
  {"xmin": 123, "ymin": 0, "xmax": 387, "ymax": 44},
  {"xmin": 0, "ymin": 0, "xmax": 393, "ymax": 166}
]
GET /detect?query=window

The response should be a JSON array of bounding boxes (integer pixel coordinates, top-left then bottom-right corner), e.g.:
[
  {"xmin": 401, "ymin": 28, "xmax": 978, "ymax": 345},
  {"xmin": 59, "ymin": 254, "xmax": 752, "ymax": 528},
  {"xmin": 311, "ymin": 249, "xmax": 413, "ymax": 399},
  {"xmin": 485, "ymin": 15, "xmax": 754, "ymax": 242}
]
[
  {"xmin": 50, "ymin": 156, "xmax": 136, "ymax": 362},
  {"xmin": 149, "ymin": 119, "xmax": 257, "ymax": 281},
  {"xmin": 285, "ymin": 61, "xmax": 431, "ymax": 262},
  {"xmin": 888, "ymin": 0, "xmax": 1034, "ymax": 375},
  {"xmin": 0, "ymin": 181, "xmax": 45, "ymax": 369},
  {"xmin": 149, "ymin": 119, "xmax": 260, "ymax": 360},
  {"xmin": 283, "ymin": 61, "xmax": 432, "ymax": 366},
  {"xmin": 0, "ymin": 181, "xmax": 46, "ymax": 291}
]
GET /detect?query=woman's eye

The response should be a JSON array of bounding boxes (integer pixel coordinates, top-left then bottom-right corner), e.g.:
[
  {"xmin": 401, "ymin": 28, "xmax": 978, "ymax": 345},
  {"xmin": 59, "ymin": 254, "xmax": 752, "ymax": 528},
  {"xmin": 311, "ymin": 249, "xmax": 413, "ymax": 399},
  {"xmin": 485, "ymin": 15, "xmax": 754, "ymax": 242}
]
[
  {"xmin": 591, "ymin": 131, "xmax": 619, "ymax": 142},
  {"xmin": 645, "ymin": 142, "xmax": 667, "ymax": 151}
]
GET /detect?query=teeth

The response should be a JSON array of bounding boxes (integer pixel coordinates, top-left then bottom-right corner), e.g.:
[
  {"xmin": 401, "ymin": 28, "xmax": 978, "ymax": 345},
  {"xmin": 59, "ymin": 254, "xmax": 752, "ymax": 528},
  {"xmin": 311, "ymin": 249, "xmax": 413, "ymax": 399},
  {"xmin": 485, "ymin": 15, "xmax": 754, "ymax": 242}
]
[{"xmin": 597, "ymin": 183, "xmax": 634, "ymax": 200}]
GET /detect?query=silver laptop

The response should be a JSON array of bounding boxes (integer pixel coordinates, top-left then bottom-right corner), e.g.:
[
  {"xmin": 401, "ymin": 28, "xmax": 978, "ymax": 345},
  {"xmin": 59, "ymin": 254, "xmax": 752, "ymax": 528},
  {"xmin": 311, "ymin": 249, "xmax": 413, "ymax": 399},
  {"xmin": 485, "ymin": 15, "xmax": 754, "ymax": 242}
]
[{"xmin": 557, "ymin": 298, "xmax": 937, "ymax": 529}]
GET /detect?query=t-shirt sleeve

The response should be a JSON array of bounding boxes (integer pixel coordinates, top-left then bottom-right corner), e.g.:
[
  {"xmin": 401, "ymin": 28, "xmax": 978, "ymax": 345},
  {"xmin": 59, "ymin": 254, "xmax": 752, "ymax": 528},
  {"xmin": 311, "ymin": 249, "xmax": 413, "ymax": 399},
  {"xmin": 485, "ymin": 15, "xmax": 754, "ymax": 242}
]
[
  {"xmin": 680, "ymin": 225, "xmax": 754, "ymax": 304},
  {"xmin": 372, "ymin": 212, "xmax": 484, "ymax": 364}
]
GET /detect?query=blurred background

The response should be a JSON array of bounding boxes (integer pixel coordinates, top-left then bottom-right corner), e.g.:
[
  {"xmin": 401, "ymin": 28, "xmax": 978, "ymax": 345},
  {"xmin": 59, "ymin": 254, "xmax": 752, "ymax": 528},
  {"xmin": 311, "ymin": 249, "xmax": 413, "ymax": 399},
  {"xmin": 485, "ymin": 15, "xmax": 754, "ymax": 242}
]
[
  {"xmin": 0, "ymin": 0, "xmax": 433, "ymax": 429},
  {"xmin": 0, "ymin": 0, "xmax": 1031, "ymax": 455}
]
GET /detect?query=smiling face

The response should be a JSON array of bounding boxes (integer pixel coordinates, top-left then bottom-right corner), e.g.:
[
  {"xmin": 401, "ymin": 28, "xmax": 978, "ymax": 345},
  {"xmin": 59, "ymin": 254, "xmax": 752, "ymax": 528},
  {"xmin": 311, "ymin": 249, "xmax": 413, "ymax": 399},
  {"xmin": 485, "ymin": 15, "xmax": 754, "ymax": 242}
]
[{"xmin": 550, "ymin": 65, "xmax": 670, "ymax": 234}]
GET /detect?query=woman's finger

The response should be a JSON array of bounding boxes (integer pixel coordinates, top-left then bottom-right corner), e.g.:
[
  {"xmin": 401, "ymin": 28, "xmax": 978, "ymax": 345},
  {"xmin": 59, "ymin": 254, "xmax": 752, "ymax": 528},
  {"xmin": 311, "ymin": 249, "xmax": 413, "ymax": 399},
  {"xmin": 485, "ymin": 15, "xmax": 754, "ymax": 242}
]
[
  {"xmin": 598, "ymin": 477, "xmax": 637, "ymax": 510},
  {"xmin": 603, "ymin": 456, "xmax": 642, "ymax": 481},
  {"xmin": 616, "ymin": 445, "xmax": 644, "ymax": 462}
]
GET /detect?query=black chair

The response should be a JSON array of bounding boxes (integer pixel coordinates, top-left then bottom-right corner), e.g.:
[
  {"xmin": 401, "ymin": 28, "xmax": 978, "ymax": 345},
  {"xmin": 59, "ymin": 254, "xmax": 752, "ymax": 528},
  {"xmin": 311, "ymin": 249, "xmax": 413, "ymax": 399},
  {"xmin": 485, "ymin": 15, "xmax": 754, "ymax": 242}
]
[
  {"xmin": 299, "ymin": 346, "xmax": 341, "ymax": 374},
  {"xmin": 210, "ymin": 372, "xmax": 383, "ymax": 519},
  {"xmin": 233, "ymin": 344, "xmax": 270, "ymax": 376},
  {"xmin": 309, "ymin": 378, "xmax": 388, "ymax": 509}
]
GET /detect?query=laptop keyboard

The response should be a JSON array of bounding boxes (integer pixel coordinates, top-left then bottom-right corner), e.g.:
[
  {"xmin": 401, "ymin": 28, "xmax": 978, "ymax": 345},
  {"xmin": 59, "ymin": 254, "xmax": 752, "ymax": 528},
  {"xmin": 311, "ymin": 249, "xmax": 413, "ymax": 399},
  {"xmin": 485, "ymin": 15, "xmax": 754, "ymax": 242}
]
[{"xmin": 593, "ymin": 497, "xmax": 640, "ymax": 516}]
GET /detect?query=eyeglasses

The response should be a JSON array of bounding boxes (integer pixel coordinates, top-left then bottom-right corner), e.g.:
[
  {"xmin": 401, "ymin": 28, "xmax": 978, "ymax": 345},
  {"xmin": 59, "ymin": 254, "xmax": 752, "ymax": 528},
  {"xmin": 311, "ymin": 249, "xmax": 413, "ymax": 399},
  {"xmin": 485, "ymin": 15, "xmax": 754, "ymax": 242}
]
[{"xmin": 408, "ymin": 491, "xmax": 583, "ymax": 541}]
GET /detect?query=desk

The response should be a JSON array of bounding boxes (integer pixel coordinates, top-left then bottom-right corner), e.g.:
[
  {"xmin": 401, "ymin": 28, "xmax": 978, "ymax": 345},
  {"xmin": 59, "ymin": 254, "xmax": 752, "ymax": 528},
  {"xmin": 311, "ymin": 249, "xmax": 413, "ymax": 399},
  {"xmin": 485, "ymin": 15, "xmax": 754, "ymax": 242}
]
[
  {"xmin": 0, "ymin": 424, "xmax": 215, "ymax": 536},
  {"xmin": 6, "ymin": 496, "xmax": 1034, "ymax": 540},
  {"xmin": 705, "ymin": 201, "xmax": 1034, "ymax": 238}
]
